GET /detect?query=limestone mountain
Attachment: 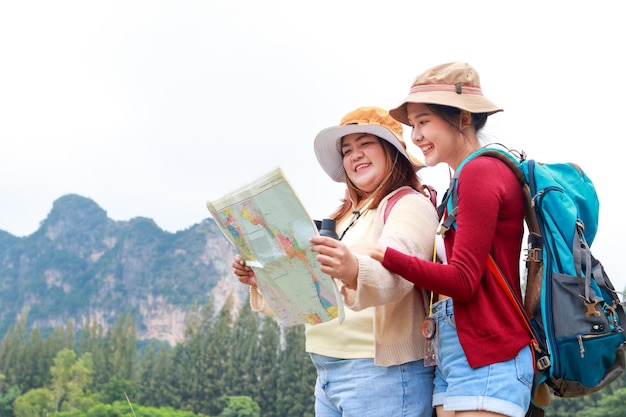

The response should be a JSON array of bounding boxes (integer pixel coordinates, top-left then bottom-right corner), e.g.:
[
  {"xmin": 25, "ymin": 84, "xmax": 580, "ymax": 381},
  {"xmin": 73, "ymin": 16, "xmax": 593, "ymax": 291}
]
[{"xmin": 0, "ymin": 194, "xmax": 246, "ymax": 345}]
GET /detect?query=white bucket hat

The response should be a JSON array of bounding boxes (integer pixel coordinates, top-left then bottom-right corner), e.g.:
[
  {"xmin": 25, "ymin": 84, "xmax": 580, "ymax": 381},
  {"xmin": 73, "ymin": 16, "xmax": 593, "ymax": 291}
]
[{"xmin": 314, "ymin": 106, "xmax": 425, "ymax": 183}]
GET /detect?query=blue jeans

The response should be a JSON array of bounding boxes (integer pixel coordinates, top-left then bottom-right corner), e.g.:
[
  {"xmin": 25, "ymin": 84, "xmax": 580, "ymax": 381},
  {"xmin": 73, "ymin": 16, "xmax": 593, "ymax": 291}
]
[
  {"xmin": 431, "ymin": 298, "xmax": 533, "ymax": 417},
  {"xmin": 310, "ymin": 353, "xmax": 434, "ymax": 417}
]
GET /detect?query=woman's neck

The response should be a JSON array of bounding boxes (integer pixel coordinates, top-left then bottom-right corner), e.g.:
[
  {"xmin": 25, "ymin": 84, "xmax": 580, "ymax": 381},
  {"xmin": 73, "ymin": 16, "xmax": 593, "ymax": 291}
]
[
  {"xmin": 352, "ymin": 197, "xmax": 373, "ymax": 215},
  {"xmin": 450, "ymin": 136, "xmax": 481, "ymax": 171}
]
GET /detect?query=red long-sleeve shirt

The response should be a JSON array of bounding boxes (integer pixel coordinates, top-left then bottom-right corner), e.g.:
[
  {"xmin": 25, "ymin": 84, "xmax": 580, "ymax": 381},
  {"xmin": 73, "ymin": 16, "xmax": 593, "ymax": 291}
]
[{"xmin": 383, "ymin": 156, "xmax": 531, "ymax": 368}]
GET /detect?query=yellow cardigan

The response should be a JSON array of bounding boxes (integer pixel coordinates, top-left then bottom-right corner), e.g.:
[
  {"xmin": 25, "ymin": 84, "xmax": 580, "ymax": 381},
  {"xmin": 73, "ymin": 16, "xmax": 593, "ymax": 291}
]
[{"xmin": 250, "ymin": 187, "xmax": 439, "ymax": 367}]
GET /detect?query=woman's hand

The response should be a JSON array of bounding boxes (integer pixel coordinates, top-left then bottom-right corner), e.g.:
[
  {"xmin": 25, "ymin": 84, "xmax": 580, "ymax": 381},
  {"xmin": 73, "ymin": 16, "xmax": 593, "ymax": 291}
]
[
  {"xmin": 309, "ymin": 236, "xmax": 359, "ymax": 290},
  {"xmin": 350, "ymin": 242, "xmax": 387, "ymax": 262},
  {"xmin": 232, "ymin": 254, "xmax": 257, "ymax": 287}
]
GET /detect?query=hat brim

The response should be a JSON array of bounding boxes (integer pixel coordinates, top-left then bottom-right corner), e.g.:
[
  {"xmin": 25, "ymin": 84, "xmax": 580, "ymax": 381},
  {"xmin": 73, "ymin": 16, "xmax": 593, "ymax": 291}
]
[
  {"xmin": 390, "ymin": 92, "xmax": 503, "ymax": 125},
  {"xmin": 314, "ymin": 124, "xmax": 425, "ymax": 183}
]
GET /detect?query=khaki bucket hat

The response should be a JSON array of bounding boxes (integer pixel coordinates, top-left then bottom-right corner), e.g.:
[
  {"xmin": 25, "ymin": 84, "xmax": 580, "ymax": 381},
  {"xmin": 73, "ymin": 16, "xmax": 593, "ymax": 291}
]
[
  {"xmin": 390, "ymin": 62, "xmax": 502, "ymax": 125},
  {"xmin": 314, "ymin": 106, "xmax": 425, "ymax": 183}
]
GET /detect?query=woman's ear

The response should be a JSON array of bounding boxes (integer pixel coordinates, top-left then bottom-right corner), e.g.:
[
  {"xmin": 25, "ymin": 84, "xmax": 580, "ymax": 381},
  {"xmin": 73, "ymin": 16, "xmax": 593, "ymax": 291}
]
[{"xmin": 459, "ymin": 110, "xmax": 472, "ymax": 129}]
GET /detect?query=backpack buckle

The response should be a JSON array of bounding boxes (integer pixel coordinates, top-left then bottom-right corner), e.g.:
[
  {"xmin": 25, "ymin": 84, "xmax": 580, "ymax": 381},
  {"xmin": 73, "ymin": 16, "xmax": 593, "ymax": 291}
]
[
  {"xmin": 536, "ymin": 355, "xmax": 551, "ymax": 371},
  {"xmin": 525, "ymin": 247, "xmax": 542, "ymax": 264},
  {"xmin": 525, "ymin": 233, "xmax": 543, "ymax": 264}
]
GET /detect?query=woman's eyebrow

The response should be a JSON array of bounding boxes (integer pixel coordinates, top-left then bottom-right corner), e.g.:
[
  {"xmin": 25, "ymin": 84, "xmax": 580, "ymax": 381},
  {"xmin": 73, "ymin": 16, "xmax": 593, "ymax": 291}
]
[
  {"xmin": 341, "ymin": 133, "xmax": 372, "ymax": 150},
  {"xmin": 410, "ymin": 112, "xmax": 430, "ymax": 119}
]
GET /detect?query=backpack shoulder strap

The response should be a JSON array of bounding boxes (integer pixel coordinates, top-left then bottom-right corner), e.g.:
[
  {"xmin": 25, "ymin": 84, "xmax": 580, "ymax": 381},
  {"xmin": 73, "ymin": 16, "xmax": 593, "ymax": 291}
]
[
  {"xmin": 384, "ymin": 186, "xmax": 438, "ymax": 317},
  {"xmin": 422, "ymin": 184, "xmax": 438, "ymax": 208},
  {"xmin": 479, "ymin": 149, "xmax": 540, "ymax": 237},
  {"xmin": 384, "ymin": 188, "xmax": 419, "ymax": 223},
  {"xmin": 384, "ymin": 185, "xmax": 438, "ymax": 223},
  {"xmin": 439, "ymin": 146, "xmax": 541, "ymax": 239},
  {"xmin": 487, "ymin": 255, "xmax": 550, "ymax": 370},
  {"xmin": 479, "ymin": 150, "xmax": 544, "ymax": 315},
  {"xmin": 437, "ymin": 146, "xmax": 544, "ymax": 315}
]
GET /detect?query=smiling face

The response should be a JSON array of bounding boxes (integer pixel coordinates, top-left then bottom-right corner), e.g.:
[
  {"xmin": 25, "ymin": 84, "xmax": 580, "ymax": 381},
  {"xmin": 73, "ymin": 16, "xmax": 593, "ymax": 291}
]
[
  {"xmin": 340, "ymin": 133, "xmax": 388, "ymax": 193},
  {"xmin": 406, "ymin": 101, "xmax": 485, "ymax": 171},
  {"xmin": 406, "ymin": 102, "xmax": 465, "ymax": 169}
]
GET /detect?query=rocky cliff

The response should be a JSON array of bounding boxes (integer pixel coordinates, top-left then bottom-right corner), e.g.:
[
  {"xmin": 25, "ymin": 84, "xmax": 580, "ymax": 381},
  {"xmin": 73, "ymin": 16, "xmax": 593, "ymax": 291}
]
[{"xmin": 0, "ymin": 194, "xmax": 247, "ymax": 345}]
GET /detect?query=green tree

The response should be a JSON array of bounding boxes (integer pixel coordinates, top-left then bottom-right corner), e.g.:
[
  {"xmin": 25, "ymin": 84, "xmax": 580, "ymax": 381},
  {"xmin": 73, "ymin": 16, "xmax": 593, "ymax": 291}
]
[
  {"xmin": 254, "ymin": 317, "xmax": 280, "ymax": 417},
  {"xmin": 274, "ymin": 325, "xmax": 315, "ymax": 417},
  {"xmin": 135, "ymin": 340, "xmax": 157, "ymax": 405},
  {"xmin": 103, "ymin": 313, "xmax": 137, "ymax": 383},
  {"xmin": 13, "ymin": 388, "xmax": 54, "ymax": 417},
  {"xmin": 49, "ymin": 348, "xmax": 94, "ymax": 412},
  {"xmin": 101, "ymin": 376, "xmax": 135, "ymax": 405},
  {"xmin": 223, "ymin": 302, "xmax": 260, "ymax": 397},
  {"xmin": 46, "ymin": 323, "xmax": 75, "ymax": 354},
  {"xmin": 174, "ymin": 296, "xmax": 233, "ymax": 415},
  {"xmin": 168, "ymin": 302, "xmax": 208, "ymax": 412},
  {"xmin": 203, "ymin": 296, "xmax": 235, "ymax": 415},
  {"xmin": 62, "ymin": 352, "xmax": 94, "ymax": 412},
  {"xmin": 578, "ymin": 387, "xmax": 626, "ymax": 417},
  {"xmin": 0, "ymin": 310, "xmax": 29, "ymax": 389},
  {"xmin": 23, "ymin": 325, "xmax": 48, "ymax": 390},
  {"xmin": 0, "ymin": 373, "xmax": 21, "ymax": 417},
  {"xmin": 136, "ymin": 341, "xmax": 176, "ymax": 408},
  {"xmin": 50, "ymin": 349, "xmax": 77, "ymax": 411},
  {"xmin": 217, "ymin": 395, "xmax": 261, "ymax": 417},
  {"xmin": 544, "ymin": 373, "xmax": 626, "ymax": 417},
  {"xmin": 77, "ymin": 318, "xmax": 107, "ymax": 391},
  {"xmin": 65, "ymin": 320, "xmax": 76, "ymax": 351},
  {"xmin": 162, "ymin": 297, "xmax": 222, "ymax": 414}
]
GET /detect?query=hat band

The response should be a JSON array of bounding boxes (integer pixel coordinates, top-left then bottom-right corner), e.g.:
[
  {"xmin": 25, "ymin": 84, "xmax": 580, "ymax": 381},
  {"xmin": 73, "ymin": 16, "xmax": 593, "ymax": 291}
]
[
  {"xmin": 409, "ymin": 83, "xmax": 484, "ymax": 96},
  {"xmin": 341, "ymin": 120, "xmax": 382, "ymax": 126},
  {"xmin": 340, "ymin": 120, "xmax": 403, "ymax": 138}
]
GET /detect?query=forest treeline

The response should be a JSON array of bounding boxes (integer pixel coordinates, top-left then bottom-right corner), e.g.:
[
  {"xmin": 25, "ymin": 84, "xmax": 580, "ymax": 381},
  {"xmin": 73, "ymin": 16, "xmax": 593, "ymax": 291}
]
[
  {"xmin": 0, "ymin": 293, "xmax": 625, "ymax": 417},
  {"xmin": 0, "ymin": 295, "xmax": 316, "ymax": 417}
]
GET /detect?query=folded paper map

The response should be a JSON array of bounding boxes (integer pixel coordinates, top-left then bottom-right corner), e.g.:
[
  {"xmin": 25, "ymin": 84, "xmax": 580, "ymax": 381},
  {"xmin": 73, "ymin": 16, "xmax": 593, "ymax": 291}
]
[{"xmin": 207, "ymin": 168, "xmax": 344, "ymax": 326}]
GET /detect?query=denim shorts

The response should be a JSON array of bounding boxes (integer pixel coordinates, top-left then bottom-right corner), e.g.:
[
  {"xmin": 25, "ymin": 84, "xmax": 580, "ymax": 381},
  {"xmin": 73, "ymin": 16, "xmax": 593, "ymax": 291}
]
[
  {"xmin": 310, "ymin": 353, "xmax": 434, "ymax": 417},
  {"xmin": 431, "ymin": 298, "xmax": 532, "ymax": 417}
]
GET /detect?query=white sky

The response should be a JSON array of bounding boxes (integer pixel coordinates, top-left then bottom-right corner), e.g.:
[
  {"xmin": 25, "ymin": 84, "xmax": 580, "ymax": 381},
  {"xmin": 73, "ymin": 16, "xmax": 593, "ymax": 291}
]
[{"xmin": 1, "ymin": 1, "xmax": 624, "ymax": 292}]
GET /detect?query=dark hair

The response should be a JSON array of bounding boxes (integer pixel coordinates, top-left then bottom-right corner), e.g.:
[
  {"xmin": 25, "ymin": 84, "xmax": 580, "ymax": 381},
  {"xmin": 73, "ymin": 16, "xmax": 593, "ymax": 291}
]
[
  {"xmin": 330, "ymin": 136, "xmax": 426, "ymax": 221},
  {"xmin": 426, "ymin": 104, "xmax": 488, "ymax": 134}
]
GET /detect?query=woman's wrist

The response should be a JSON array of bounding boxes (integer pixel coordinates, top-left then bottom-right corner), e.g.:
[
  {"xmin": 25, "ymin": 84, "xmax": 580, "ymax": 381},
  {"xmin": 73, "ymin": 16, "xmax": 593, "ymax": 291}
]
[{"xmin": 371, "ymin": 244, "xmax": 386, "ymax": 262}]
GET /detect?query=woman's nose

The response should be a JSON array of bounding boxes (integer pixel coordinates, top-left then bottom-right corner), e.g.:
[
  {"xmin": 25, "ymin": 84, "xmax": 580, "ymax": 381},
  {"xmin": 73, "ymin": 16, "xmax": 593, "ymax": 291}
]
[
  {"xmin": 351, "ymin": 149, "xmax": 364, "ymax": 160},
  {"xmin": 411, "ymin": 128, "xmax": 423, "ymax": 144}
]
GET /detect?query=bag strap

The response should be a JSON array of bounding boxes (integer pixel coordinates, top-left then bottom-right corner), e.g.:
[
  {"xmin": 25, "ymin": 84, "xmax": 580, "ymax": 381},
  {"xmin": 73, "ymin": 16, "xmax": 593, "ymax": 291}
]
[
  {"xmin": 384, "ymin": 184, "xmax": 437, "ymax": 222},
  {"xmin": 486, "ymin": 256, "xmax": 534, "ymax": 336},
  {"xmin": 438, "ymin": 146, "xmax": 544, "ymax": 315},
  {"xmin": 384, "ymin": 186, "xmax": 437, "ymax": 317},
  {"xmin": 438, "ymin": 147, "xmax": 542, "ymax": 240},
  {"xmin": 486, "ymin": 255, "xmax": 550, "ymax": 372},
  {"xmin": 384, "ymin": 188, "xmax": 418, "ymax": 222},
  {"xmin": 422, "ymin": 184, "xmax": 438, "ymax": 208}
]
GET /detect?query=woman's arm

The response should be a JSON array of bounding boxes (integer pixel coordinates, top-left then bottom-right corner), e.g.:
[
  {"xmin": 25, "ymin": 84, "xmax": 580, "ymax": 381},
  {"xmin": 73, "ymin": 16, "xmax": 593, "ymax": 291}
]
[
  {"xmin": 311, "ymin": 193, "xmax": 439, "ymax": 309},
  {"xmin": 380, "ymin": 158, "xmax": 521, "ymax": 300},
  {"xmin": 231, "ymin": 254, "xmax": 275, "ymax": 317}
]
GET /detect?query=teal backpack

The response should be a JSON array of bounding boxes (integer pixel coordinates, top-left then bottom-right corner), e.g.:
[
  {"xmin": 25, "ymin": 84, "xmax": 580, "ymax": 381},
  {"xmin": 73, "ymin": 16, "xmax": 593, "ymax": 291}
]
[{"xmin": 439, "ymin": 145, "xmax": 626, "ymax": 413}]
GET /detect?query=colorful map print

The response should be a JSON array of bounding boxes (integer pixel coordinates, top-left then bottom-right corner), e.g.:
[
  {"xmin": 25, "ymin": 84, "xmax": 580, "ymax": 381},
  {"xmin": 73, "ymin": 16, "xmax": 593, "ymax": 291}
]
[{"xmin": 208, "ymin": 168, "xmax": 342, "ymax": 326}]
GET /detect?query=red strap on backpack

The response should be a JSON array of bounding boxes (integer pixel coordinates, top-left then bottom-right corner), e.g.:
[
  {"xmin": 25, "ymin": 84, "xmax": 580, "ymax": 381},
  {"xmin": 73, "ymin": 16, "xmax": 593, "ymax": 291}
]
[{"xmin": 486, "ymin": 255, "xmax": 548, "ymax": 372}]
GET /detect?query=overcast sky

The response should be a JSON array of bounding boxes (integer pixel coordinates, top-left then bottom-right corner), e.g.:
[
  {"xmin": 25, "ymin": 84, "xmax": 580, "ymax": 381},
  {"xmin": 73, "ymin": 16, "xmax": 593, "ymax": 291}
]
[{"xmin": 1, "ymin": 1, "xmax": 624, "ymax": 291}]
